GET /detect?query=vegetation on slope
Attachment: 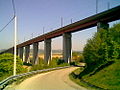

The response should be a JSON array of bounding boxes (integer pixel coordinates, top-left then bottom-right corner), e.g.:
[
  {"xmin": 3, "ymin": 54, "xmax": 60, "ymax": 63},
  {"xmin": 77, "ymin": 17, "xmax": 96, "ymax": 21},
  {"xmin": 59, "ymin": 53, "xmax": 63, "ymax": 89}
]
[
  {"xmin": 70, "ymin": 23, "xmax": 120, "ymax": 89},
  {"xmin": 82, "ymin": 60, "xmax": 120, "ymax": 89},
  {"xmin": 0, "ymin": 53, "xmax": 27, "ymax": 81},
  {"xmin": 81, "ymin": 23, "xmax": 120, "ymax": 76}
]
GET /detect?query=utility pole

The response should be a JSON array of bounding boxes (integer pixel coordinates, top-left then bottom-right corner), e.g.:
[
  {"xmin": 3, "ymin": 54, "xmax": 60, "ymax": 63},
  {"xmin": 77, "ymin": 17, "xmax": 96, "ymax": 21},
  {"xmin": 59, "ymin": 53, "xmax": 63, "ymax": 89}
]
[
  {"xmin": 96, "ymin": 0, "xmax": 98, "ymax": 13},
  {"xmin": 18, "ymin": 39, "xmax": 19, "ymax": 44},
  {"xmin": 61, "ymin": 17, "xmax": 63, "ymax": 27},
  {"xmin": 43, "ymin": 27, "xmax": 45, "ymax": 35},
  {"xmin": 13, "ymin": 16, "xmax": 17, "ymax": 76},
  {"xmin": 31, "ymin": 33, "xmax": 33, "ymax": 38},
  {"xmin": 71, "ymin": 19, "xmax": 73, "ymax": 24},
  {"xmin": 71, "ymin": 47, "xmax": 72, "ymax": 62},
  {"xmin": 107, "ymin": 2, "xmax": 110, "ymax": 10},
  {"xmin": 24, "ymin": 37, "xmax": 25, "ymax": 42}
]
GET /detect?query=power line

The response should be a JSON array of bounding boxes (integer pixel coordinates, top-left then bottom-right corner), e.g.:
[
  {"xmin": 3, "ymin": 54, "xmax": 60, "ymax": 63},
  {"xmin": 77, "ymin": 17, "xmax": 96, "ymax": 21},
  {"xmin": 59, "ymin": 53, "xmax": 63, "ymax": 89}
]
[
  {"xmin": 0, "ymin": 0, "xmax": 16, "ymax": 33},
  {"xmin": 0, "ymin": 16, "xmax": 15, "ymax": 33}
]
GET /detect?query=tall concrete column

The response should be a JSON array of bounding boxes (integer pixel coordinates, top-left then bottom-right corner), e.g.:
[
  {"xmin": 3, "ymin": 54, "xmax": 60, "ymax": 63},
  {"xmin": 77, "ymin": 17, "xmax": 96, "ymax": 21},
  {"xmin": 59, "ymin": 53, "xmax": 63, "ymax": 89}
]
[
  {"xmin": 19, "ymin": 47, "xmax": 24, "ymax": 61},
  {"xmin": 25, "ymin": 45, "xmax": 30, "ymax": 63},
  {"xmin": 97, "ymin": 22, "xmax": 109, "ymax": 31},
  {"xmin": 63, "ymin": 33, "xmax": 72, "ymax": 63},
  {"xmin": 44, "ymin": 39, "xmax": 51, "ymax": 64},
  {"xmin": 33, "ymin": 42, "xmax": 39, "ymax": 65},
  {"xmin": 16, "ymin": 48, "xmax": 19, "ymax": 56}
]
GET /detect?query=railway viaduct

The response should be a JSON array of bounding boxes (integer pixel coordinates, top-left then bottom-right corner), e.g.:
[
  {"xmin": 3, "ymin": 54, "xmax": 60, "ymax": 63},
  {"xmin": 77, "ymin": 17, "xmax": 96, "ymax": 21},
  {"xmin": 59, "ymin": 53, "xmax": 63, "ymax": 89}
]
[{"xmin": 1, "ymin": 5, "xmax": 120, "ymax": 65}]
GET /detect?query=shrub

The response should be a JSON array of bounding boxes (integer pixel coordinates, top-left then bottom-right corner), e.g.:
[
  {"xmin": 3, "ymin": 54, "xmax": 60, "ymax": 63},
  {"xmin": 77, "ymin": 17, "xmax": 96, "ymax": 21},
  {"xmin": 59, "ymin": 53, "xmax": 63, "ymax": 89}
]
[
  {"xmin": 70, "ymin": 62, "xmax": 76, "ymax": 66},
  {"xmin": 56, "ymin": 59, "xmax": 65, "ymax": 65},
  {"xmin": 30, "ymin": 58, "xmax": 69, "ymax": 71},
  {"xmin": 0, "ymin": 53, "xmax": 27, "ymax": 78},
  {"xmin": 23, "ymin": 62, "xmax": 32, "ymax": 66},
  {"xmin": 82, "ymin": 23, "xmax": 120, "ymax": 77}
]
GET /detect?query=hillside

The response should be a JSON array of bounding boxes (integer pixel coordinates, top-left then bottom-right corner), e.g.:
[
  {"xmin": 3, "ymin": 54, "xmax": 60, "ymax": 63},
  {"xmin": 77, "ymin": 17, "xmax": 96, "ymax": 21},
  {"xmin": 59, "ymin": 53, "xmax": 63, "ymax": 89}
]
[
  {"xmin": 70, "ymin": 23, "xmax": 120, "ymax": 89},
  {"xmin": 82, "ymin": 60, "xmax": 120, "ymax": 89},
  {"xmin": 70, "ymin": 60, "xmax": 120, "ymax": 89}
]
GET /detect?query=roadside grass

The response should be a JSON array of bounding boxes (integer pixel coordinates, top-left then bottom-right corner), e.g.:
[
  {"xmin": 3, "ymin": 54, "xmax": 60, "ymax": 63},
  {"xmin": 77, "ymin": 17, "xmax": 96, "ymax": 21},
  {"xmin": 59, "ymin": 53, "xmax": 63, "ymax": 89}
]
[
  {"xmin": 69, "ymin": 60, "xmax": 120, "ymax": 89},
  {"xmin": 82, "ymin": 60, "xmax": 120, "ymax": 89},
  {"xmin": 69, "ymin": 68, "xmax": 96, "ymax": 90},
  {"xmin": 0, "ymin": 74, "xmax": 11, "ymax": 82},
  {"xmin": 30, "ymin": 58, "xmax": 69, "ymax": 71}
]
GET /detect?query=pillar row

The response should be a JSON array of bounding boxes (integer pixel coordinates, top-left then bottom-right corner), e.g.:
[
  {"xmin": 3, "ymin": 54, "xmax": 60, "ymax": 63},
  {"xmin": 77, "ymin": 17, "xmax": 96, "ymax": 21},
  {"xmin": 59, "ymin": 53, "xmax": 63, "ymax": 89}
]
[
  {"xmin": 63, "ymin": 33, "xmax": 72, "ymax": 63},
  {"xmin": 19, "ymin": 47, "xmax": 24, "ymax": 61},
  {"xmin": 33, "ymin": 42, "xmax": 39, "ymax": 65},
  {"xmin": 44, "ymin": 39, "xmax": 51, "ymax": 64},
  {"xmin": 25, "ymin": 45, "xmax": 30, "ymax": 63},
  {"xmin": 97, "ymin": 22, "xmax": 109, "ymax": 31},
  {"xmin": 8, "ymin": 48, "xmax": 14, "ymax": 54}
]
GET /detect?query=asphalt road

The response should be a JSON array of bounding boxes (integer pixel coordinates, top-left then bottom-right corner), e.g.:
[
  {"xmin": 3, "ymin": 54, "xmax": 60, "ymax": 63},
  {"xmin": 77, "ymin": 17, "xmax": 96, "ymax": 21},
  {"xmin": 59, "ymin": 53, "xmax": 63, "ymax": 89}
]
[{"xmin": 6, "ymin": 67, "xmax": 87, "ymax": 90}]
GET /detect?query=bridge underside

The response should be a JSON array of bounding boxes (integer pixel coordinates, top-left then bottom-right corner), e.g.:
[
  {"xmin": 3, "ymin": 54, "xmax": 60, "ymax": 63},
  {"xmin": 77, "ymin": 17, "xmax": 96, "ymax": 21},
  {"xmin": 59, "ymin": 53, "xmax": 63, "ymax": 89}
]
[{"xmin": 0, "ymin": 5, "xmax": 120, "ymax": 64}]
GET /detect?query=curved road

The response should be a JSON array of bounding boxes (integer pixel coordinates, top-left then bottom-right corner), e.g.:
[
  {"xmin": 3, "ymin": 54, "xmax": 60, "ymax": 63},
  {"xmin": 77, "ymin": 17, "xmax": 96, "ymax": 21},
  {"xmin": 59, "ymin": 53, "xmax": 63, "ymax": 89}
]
[{"xmin": 6, "ymin": 67, "xmax": 86, "ymax": 90}]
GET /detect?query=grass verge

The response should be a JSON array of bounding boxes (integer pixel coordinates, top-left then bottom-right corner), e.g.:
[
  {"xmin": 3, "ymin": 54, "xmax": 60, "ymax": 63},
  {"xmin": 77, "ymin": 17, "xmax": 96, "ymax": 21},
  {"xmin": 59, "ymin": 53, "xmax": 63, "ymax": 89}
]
[
  {"xmin": 69, "ymin": 68, "xmax": 97, "ymax": 90},
  {"xmin": 69, "ymin": 60, "xmax": 120, "ymax": 89},
  {"xmin": 82, "ymin": 60, "xmax": 120, "ymax": 89}
]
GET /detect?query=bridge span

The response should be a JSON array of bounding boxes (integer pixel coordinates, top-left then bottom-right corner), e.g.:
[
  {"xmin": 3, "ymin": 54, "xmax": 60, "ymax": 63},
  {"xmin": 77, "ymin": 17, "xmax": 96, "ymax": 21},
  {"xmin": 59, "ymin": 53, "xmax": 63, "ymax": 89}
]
[{"xmin": 1, "ymin": 5, "xmax": 120, "ymax": 64}]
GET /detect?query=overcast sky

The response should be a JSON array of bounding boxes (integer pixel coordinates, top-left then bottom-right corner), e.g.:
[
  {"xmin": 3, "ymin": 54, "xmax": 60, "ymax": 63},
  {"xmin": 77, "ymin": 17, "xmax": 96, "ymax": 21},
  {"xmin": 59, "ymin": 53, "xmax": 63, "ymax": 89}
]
[{"xmin": 0, "ymin": 0, "xmax": 120, "ymax": 51}]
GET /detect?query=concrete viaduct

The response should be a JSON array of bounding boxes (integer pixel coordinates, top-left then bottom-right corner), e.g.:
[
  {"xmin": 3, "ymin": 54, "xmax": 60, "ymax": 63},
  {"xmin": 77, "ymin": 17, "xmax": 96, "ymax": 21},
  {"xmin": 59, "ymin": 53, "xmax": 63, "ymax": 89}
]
[{"xmin": 1, "ymin": 5, "xmax": 120, "ymax": 65}]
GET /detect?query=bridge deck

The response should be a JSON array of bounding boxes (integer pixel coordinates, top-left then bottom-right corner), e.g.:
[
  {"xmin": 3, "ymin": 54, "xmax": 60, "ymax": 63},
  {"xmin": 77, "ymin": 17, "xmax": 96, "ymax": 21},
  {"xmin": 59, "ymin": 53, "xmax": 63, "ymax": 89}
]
[
  {"xmin": 1, "ymin": 5, "xmax": 120, "ymax": 53},
  {"xmin": 18, "ymin": 5, "xmax": 120, "ymax": 48}
]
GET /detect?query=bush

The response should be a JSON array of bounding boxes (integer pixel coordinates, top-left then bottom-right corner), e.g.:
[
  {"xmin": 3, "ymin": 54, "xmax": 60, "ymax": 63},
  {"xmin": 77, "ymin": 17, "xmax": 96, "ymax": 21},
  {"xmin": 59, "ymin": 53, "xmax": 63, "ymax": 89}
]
[
  {"xmin": 0, "ymin": 53, "xmax": 27, "ymax": 81},
  {"xmin": 30, "ymin": 58, "xmax": 45, "ymax": 71},
  {"xmin": 31, "ymin": 58, "xmax": 69, "ymax": 71},
  {"xmin": 72, "ymin": 52, "xmax": 84, "ymax": 62},
  {"xmin": 56, "ymin": 59, "xmax": 65, "ymax": 65},
  {"xmin": 70, "ymin": 62, "xmax": 75, "ymax": 66},
  {"xmin": 81, "ymin": 23, "xmax": 120, "ymax": 77},
  {"xmin": 23, "ymin": 62, "xmax": 32, "ymax": 66}
]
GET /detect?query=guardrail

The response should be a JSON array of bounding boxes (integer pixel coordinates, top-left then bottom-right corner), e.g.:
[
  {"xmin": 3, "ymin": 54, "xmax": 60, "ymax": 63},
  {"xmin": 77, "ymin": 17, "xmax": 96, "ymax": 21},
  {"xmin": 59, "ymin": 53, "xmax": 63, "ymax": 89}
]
[{"xmin": 0, "ymin": 66, "xmax": 70, "ymax": 90}]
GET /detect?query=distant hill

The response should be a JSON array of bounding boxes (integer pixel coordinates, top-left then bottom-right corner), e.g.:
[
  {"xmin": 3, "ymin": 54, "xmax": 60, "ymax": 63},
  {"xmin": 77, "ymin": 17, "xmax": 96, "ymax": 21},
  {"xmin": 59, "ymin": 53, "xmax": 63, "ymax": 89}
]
[
  {"xmin": 0, "ymin": 49, "xmax": 6, "ymax": 53},
  {"xmin": 0, "ymin": 49, "xmax": 82, "ymax": 54},
  {"xmin": 30, "ymin": 49, "xmax": 82, "ymax": 54},
  {"xmin": 30, "ymin": 49, "xmax": 62, "ymax": 54}
]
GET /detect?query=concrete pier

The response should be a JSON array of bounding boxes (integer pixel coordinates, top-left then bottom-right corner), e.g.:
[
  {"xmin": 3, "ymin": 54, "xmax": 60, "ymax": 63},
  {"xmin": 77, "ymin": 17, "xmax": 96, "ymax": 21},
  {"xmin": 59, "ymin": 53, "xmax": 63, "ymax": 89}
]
[
  {"xmin": 44, "ymin": 39, "xmax": 51, "ymax": 64},
  {"xmin": 63, "ymin": 33, "xmax": 72, "ymax": 63},
  {"xmin": 16, "ymin": 48, "xmax": 19, "ymax": 56},
  {"xmin": 97, "ymin": 22, "xmax": 109, "ymax": 31},
  {"xmin": 19, "ymin": 47, "xmax": 24, "ymax": 60},
  {"xmin": 25, "ymin": 45, "xmax": 30, "ymax": 63},
  {"xmin": 33, "ymin": 42, "xmax": 39, "ymax": 65}
]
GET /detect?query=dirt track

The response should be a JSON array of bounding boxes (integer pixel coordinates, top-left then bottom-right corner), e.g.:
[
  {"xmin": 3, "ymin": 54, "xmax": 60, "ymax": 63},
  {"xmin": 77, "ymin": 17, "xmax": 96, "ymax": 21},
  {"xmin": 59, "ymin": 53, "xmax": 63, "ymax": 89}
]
[{"xmin": 6, "ymin": 67, "xmax": 86, "ymax": 90}]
